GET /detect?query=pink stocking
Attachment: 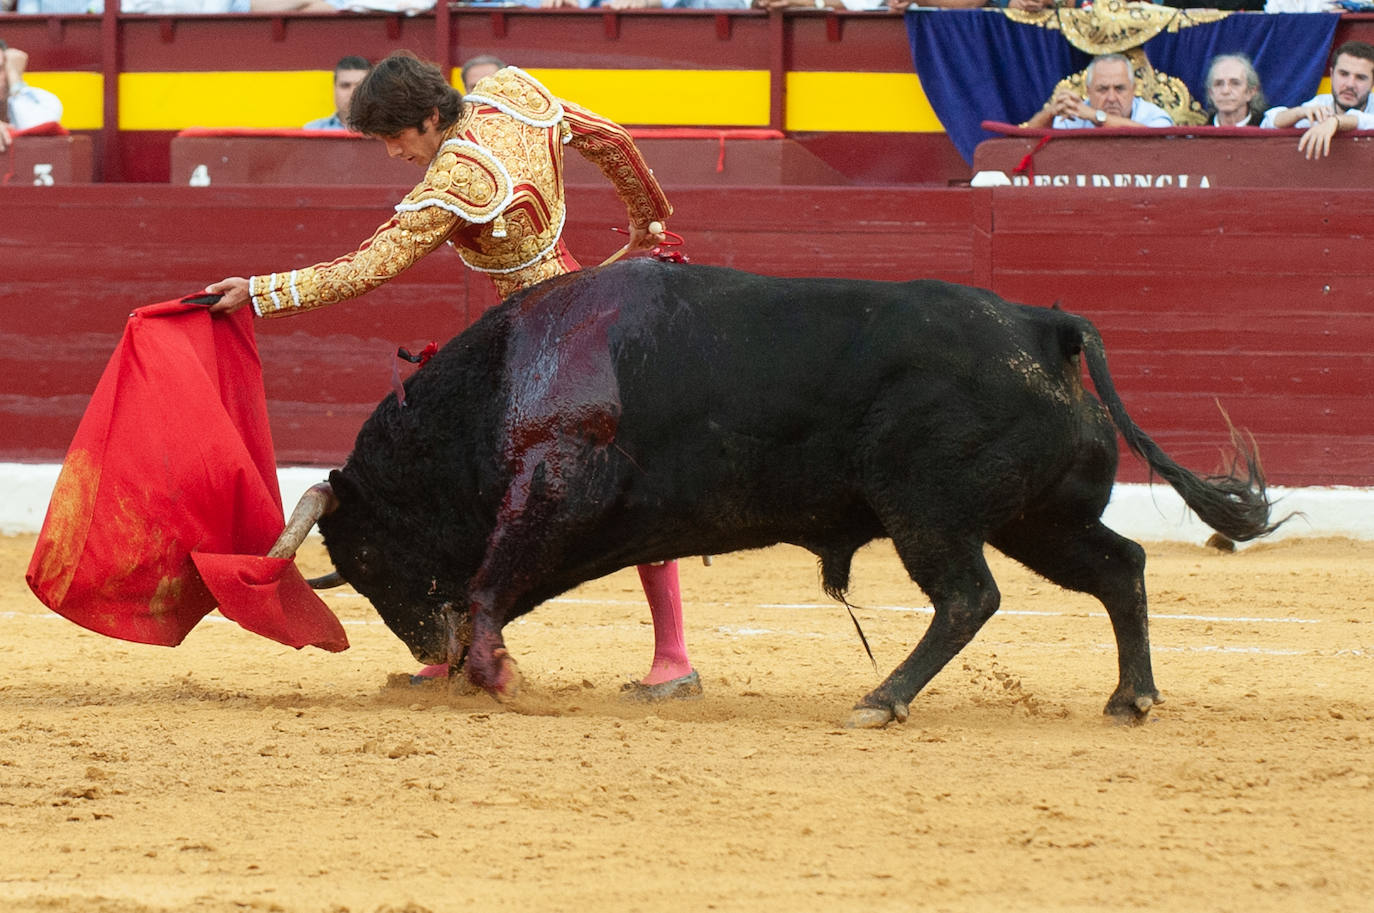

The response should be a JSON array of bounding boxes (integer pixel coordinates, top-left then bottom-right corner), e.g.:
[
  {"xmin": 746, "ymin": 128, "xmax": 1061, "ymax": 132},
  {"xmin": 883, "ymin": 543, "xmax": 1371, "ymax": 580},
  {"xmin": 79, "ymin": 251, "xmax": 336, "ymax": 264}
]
[{"xmin": 635, "ymin": 561, "xmax": 692, "ymax": 685}]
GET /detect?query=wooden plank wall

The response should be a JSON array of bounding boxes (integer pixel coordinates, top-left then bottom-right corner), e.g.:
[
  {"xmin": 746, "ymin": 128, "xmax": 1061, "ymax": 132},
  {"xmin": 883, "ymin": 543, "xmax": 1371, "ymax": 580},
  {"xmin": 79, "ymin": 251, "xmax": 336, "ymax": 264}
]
[
  {"xmin": 0, "ymin": 185, "xmax": 975, "ymax": 468},
  {"xmin": 1, "ymin": 184, "xmax": 1366, "ymax": 486},
  {"xmin": 989, "ymin": 190, "xmax": 1373, "ymax": 487}
]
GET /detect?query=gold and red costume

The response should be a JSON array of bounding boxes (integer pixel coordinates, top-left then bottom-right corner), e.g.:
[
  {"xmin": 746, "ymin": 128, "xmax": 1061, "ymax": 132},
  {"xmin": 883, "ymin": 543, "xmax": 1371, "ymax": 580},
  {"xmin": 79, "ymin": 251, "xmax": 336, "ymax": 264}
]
[{"xmin": 249, "ymin": 67, "xmax": 672, "ymax": 315}]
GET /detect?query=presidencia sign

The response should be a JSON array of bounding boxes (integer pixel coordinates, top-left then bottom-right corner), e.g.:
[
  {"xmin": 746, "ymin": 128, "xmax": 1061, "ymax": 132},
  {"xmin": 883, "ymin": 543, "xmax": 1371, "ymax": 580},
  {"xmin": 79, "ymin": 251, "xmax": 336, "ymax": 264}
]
[{"xmin": 970, "ymin": 129, "xmax": 1374, "ymax": 189}]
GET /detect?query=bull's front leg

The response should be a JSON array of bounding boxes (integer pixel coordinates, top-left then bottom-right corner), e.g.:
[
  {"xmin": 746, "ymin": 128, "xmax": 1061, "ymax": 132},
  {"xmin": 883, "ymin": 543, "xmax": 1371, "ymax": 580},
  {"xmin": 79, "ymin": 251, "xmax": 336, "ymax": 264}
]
[
  {"xmin": 460, "ymin": 547, "xmax": 529, "ymax": 700},
  {"xmin": 460, "ymin": 451, "xmax": 569, "ymax": 701},
  {"xmin": 462, "ymin": 606, "xmax": 522, "ymax": 700},
  {"xmin": 436, "ymin": 604, "xmax": 483, "ymax": 696}
]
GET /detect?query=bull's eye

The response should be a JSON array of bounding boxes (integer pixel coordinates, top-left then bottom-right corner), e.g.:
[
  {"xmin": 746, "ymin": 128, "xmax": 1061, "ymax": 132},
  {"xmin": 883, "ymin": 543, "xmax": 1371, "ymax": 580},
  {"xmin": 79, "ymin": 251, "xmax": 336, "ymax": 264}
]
[{"xmin": 354, "ymin": 544, "xmax": 382, "ymax": 580}]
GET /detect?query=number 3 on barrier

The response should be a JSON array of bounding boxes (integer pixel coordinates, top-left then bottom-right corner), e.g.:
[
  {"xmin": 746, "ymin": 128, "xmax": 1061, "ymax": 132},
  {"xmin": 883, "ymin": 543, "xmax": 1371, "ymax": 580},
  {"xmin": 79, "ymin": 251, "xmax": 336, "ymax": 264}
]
[{"xmin": 32, "ymin": 163, "xmax": 53, "ymax": 186}]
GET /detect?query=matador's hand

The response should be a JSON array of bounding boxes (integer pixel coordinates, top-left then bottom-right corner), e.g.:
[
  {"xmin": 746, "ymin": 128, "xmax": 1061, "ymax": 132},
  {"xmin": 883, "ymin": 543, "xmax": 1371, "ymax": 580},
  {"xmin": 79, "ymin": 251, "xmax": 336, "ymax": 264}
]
[
  {"xmin": 204, "ymin": 277, "xmax": 251, "ymax": 315},
  {"xmin": 628, "ymin": 221, "xmax": 667, "ymax": 251}
]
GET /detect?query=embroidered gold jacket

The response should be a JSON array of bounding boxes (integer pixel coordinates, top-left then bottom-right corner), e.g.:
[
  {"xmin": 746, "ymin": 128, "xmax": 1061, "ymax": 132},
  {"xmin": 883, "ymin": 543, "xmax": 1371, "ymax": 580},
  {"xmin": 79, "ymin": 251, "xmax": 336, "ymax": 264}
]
[{"xmin": 250, "ymin": 67, "xmax": 673, "ymax": 315}]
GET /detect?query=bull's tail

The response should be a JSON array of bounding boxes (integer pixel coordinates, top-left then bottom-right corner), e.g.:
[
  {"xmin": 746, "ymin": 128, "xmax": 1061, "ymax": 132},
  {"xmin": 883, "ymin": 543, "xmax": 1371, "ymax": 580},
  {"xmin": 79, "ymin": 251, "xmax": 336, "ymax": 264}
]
[{"xmin": 1073, "ymin": 320, "xmax": 1282, "ymax": 543}]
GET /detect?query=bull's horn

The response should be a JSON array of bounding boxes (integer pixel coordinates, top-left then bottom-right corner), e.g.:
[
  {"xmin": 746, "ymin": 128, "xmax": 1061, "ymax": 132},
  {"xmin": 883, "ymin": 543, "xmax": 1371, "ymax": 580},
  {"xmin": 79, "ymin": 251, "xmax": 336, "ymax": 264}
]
[
  {"xmin": 307, "ymin": 571, "xmax": 345, "ymax": 589},
  {"xmin": 267, "ymin": 481, "xmax": 339, "ymax": 559}
]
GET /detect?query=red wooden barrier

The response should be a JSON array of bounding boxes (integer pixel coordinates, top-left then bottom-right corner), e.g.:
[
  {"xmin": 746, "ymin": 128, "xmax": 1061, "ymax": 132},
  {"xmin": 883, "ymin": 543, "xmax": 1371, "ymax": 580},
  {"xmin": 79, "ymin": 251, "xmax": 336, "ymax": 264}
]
[
  {"xmin": 2, "ymin": 134, "xmax": 93, "ymax": 186},
  {"xmin": 166, "ymin": 129, "xmax": 847, "ymax": 187},
  {"xmin": 0, "ymin": 184, "xmax": 974, "ymax": 468},
  {"xmin": 2, "ymin": 183, "xmax": 1367, "ymax": 486},
  {"xmin": 987, "ymin": 188, "xmax": 1373, "ymax": 486}
]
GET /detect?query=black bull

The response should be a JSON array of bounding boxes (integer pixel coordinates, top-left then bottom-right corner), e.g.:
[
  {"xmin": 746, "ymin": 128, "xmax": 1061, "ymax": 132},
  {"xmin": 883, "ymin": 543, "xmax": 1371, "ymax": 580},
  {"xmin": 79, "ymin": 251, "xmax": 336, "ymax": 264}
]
[{"xmin": 280, "ymin": 261, "xmax": 1278, "ymax": 728}]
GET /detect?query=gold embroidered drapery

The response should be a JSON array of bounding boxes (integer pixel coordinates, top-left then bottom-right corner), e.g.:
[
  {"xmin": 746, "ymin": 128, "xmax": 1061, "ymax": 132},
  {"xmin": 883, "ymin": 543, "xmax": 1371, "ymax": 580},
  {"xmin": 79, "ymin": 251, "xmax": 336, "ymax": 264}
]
[{"xmin": 1007, "ymin": 0, "xmax": 1229, "ymax": 125}]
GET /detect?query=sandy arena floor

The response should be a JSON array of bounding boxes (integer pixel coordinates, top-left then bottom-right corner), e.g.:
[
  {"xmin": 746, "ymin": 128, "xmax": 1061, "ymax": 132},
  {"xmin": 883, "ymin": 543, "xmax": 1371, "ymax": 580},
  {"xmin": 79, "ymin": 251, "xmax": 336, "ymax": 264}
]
[{"xmin": 1, "ymin": 532, "xmax": 1371, "ymax": 913}]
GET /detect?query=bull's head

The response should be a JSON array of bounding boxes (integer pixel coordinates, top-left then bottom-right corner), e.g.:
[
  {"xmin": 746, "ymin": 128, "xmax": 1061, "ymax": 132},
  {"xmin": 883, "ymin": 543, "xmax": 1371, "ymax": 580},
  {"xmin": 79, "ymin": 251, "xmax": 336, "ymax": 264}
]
[{"xmin": 270, "ymin": 475, "xmax": 471, "ymax": 668}]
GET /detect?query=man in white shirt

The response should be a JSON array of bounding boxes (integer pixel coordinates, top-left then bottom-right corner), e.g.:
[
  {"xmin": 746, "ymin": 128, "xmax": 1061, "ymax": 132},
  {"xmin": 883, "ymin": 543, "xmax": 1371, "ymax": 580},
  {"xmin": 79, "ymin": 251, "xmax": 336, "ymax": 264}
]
[
  {"xmin": 1261, "ymin": 40, "xmax": 1374, "ymax": 160},
  {"xmin": 1024, "ymin": 54, "xmax": 1175, "ymax": 130},
  {"xmin": 1, "ymin": 41, "xmax": 64, "ymax": 152}
]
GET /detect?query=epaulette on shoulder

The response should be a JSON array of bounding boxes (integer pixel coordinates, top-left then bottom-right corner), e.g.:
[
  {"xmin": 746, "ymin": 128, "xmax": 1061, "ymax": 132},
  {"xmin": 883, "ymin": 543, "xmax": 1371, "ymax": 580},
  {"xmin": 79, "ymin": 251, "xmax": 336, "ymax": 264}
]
[
  {"xmin": 462, "ymin": 66, "xmax": 564, "ymax": 129},
  {"xmin": 395, "ymin": 138, "xmax": 514, "ymax": 226}
]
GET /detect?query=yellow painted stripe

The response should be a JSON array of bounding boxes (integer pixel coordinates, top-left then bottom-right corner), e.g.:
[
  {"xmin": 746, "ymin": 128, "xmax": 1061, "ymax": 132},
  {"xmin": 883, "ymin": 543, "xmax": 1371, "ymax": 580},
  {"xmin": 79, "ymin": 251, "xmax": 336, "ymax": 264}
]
[
  {"xmin": 106, "ymin": 68, "xmax": 944, "ymax": 133},
  {"xmin": 523, "ymin": 68, "xmax": 771, "ymax": 127},
  {"xmin": 120, "ymin": 71, "xmax": 335, "ymax": 130},
  {"xmin": 21, "ymin": 72, "xmax": 103, "ymax": 130},
  {"xmin": 786, "ymin": 71, "xmax": 942, "ymax": 133}
]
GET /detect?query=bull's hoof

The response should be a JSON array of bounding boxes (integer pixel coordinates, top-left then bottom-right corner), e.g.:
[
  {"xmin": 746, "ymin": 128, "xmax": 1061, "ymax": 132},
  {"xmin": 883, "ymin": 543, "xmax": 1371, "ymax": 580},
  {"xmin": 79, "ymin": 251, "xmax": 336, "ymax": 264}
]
[
  {"xmin": 620, "ymin": 670, "xmax": 702, "ymax": 703},
  {"xmin": 844, "ymin": 700, "xmax": 909, "ymax": 729},
  {"xmin": 486, "ymin": 652, "xmax": 523, "ymax": 704},
  {"xmin": 1205, "ymin": 533, "xmax": 1237, "ymax": 553},
  {"xmin": 446, "ymin": 671, "xmax": 482, "ymax": 697},
  {"xmin": 1104, "ymin": 690, "xmax": 1163, "ymax": 725}
]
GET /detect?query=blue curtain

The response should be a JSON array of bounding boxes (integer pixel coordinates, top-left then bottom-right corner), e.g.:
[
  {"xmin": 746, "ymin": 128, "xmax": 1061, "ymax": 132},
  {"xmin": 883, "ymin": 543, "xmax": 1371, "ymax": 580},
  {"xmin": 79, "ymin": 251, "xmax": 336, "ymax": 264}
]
[{"xmin": 906, "ymin": 9, "xmax": 1340, "ymax": 163}]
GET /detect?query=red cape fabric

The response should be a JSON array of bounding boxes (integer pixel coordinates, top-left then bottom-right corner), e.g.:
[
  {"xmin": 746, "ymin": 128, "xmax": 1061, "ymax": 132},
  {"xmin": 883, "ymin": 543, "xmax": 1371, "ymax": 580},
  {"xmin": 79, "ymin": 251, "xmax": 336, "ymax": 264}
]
[{"xmin": 26, "ymin": 298, "xmax": 348, "ymax": 652}]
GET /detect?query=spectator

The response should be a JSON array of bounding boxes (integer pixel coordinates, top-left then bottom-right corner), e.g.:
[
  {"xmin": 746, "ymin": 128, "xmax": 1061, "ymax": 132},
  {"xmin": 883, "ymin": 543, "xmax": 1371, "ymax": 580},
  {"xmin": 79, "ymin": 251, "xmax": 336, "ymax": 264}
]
[
  {"xmin": 609, "ymin": 0, "xmax": 748, "ymax": 6},
  {"xmin": 0, "ymin": 41, "xmax": 64, "ymax": 154},
  {"xmin": 888, "ymin": 0, "xmax": 1050, "ymax": 9},
  {"xmin": 121, "ymin": 0, "xmax": 336, "ymax": 10},
  {"xmin": 753, "ymin": 0, "xmax": 884, "ymax": 8},
  {"xmin": 541, "ymin": 0, "xmax": 748, "ymax": 7},
  {"xmin": 12, "ymin": 0, "xmax": 338, "ymax": 7},
  {"xmin": 1205, "ymin": 53, "xmax": 1267, "ymax": 127},
  {"xmin": 204, "ymin": 52, "xmax": 698, "ymax": 701},
  {"xmin": 1023, "ymin": 54, "xmax": 1175, "ymax": 129},
  {"xmin": 460, "ymin": 54, "xmax": 506, "ymax": 93},
  {"xmin": 1261, "ymin": 40, "xmax": 1374, "ymax": 160},
  {"xmin": 12, "ymin": 0, "xmax": 104, "ymax": 10},
  {"xmin": 304, "ymin": 56, "xmax": 371, "ymax": 130}
]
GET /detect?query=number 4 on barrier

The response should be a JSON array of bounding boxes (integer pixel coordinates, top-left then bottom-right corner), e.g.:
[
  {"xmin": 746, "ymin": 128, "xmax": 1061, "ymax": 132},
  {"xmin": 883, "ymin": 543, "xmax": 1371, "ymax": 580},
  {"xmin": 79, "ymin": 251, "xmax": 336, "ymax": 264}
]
[{"xmin": 189, "ymin": 164, "xmax": 211, "ymax": 187}]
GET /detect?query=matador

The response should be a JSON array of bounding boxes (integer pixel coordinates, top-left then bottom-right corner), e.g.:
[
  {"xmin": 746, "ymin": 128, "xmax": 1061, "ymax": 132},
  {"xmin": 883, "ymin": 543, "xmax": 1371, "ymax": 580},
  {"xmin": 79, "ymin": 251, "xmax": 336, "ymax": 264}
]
[{"xmin": 207, "ymin": 52, "xmax": 697, "ymax": 700}]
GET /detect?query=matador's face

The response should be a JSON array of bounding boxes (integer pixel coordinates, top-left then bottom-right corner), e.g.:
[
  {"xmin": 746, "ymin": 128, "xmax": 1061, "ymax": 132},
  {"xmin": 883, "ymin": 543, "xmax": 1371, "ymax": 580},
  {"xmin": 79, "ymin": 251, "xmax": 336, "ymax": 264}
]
[{"xmin": 378, "ymin": 109, "xmax": 445, "ymax": 168}]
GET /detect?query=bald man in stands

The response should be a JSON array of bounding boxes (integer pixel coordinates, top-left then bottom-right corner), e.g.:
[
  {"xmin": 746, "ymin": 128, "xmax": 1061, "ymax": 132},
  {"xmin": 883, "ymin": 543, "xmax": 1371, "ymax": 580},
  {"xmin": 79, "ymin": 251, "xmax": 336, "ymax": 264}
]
[{"xmin": 1023, "ymin": 55, "xmax": 1174, "ymax": 130}]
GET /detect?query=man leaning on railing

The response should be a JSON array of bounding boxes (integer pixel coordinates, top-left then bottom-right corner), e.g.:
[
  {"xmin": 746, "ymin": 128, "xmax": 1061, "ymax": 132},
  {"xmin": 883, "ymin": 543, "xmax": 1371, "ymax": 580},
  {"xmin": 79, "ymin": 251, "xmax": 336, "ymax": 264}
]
[
  {"xmin": 1261, "ymin": 40, "xmax": 1374, "ymax": 160},
  {"xmin": 0, "ymin": 39, "xmax": 63, "ymax": 153}
]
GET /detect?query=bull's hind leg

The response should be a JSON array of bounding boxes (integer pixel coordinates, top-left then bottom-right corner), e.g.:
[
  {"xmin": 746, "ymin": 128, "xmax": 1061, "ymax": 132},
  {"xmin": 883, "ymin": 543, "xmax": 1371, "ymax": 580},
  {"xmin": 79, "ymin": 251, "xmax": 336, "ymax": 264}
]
[
  {"xmin": 990, "ymin": 517, "xmax": 1157, "ymax": 722},
  {"xmin": 848, "ymin": 536, "xmax": 1001, "ymax": 729}
]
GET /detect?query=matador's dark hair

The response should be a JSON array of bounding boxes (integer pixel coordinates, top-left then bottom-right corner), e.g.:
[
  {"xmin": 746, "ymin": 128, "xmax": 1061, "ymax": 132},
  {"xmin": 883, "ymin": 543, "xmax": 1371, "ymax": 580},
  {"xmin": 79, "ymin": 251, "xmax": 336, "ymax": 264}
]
[{"xmin": 347, "ymin": 51, "xmax": 463, "ymax": 137}]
